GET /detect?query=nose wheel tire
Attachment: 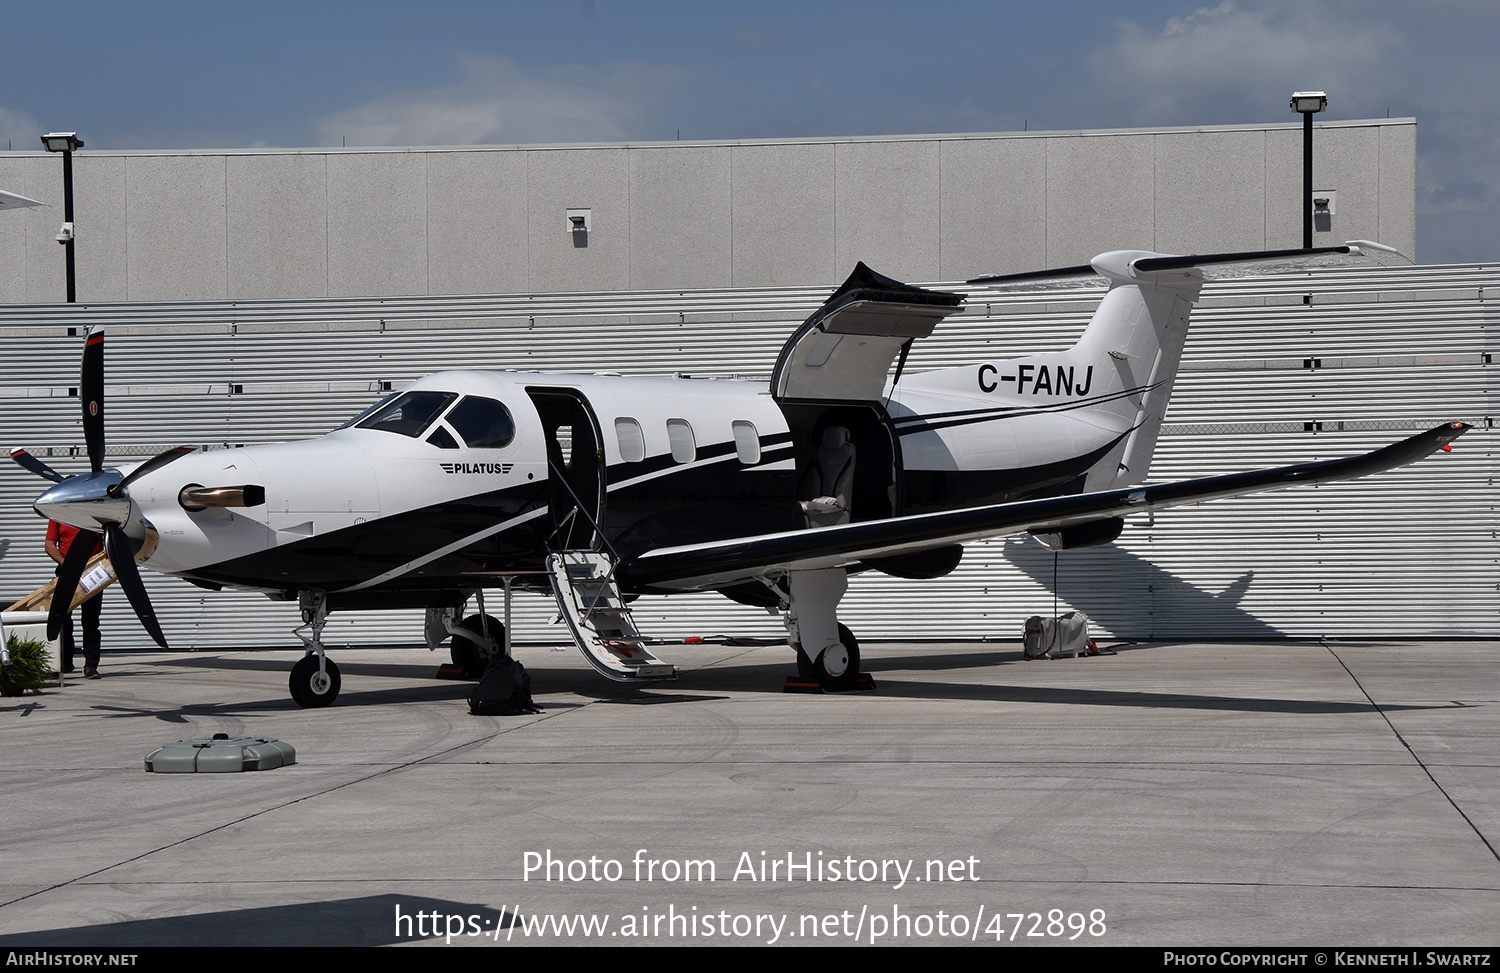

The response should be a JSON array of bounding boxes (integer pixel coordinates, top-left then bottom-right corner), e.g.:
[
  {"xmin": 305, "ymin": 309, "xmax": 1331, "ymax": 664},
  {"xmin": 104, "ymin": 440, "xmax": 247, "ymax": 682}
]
[
  {"xmin": 795, "ymin": 623, "xmax": 860, "ymax": 691},
  {"xmin": 290, "ymin": 655, "xmax": 341, "ymax": 707}
]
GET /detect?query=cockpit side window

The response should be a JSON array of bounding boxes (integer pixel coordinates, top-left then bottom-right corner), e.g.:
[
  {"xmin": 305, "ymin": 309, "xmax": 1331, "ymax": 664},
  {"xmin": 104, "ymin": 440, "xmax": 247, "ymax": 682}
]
[
  {"xmin": 427, "ymin": 426, "xmax": 460, "ymax": 449},
  {"xmin": 445, "ymin": 396, "xmax": 516, "ymax": 449},
  {"xmin": 354, "ymin": 391, "xmax": 457, "ymax": 437}
]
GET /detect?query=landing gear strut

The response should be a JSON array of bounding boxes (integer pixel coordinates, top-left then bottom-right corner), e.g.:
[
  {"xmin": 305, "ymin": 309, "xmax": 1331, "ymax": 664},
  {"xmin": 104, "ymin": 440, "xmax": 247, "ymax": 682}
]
[
  {"xmin": 781, "ymin": 568, "xmax": 866, "ymax": 692},
  {"xmin": 290, "ymin": 591, "xmax": 340, "ymax": 707}
]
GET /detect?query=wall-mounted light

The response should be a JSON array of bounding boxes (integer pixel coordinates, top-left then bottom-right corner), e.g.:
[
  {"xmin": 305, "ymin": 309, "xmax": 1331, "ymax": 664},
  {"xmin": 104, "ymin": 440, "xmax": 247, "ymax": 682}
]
[{"xmin": 566, "ymin": 208, "xmax": 591, "ymax": 249}]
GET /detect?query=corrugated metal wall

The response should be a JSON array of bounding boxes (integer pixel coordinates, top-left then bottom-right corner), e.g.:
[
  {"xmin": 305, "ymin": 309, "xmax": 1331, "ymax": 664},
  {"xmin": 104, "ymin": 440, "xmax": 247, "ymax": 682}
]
[{"xmin": 1, "ymin": 263, "xmax": 1493, "ymax": 650}]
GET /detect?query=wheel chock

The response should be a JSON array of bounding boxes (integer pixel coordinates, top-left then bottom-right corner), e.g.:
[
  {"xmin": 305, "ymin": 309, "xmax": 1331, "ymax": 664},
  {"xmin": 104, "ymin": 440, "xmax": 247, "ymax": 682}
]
[{"xmin": 783, "ymin": 672, "xmax": 877, "ymax": 694}]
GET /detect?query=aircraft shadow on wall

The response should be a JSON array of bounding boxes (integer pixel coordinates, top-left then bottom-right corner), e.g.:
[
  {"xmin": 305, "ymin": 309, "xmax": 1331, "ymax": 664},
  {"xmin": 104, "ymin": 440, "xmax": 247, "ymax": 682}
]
[
  {"xmin": 1000, "ymin": 537, "xmax": 1284, "ymax": 640},
  {"xmin": 12, "ymin": 242, "xmax": 1465, "ymax": 706}
]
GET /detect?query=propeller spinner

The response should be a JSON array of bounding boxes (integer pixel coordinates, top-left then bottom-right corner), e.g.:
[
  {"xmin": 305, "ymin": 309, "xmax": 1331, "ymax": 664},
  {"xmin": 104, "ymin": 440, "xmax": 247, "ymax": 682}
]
[{"xmin": 13, "ymin": 331, "xmax": 192, "ymax": 648}]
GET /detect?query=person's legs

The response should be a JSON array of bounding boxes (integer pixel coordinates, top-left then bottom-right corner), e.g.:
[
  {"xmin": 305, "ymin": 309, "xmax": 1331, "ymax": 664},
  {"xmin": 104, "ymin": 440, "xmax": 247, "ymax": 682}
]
[
  {"xmin": 60, "ymin": 613, "xmax": 77, "ymax": 673},
  {"xmin": 82, "ymin": 594, "xmax": 102, "ymax": 677}
]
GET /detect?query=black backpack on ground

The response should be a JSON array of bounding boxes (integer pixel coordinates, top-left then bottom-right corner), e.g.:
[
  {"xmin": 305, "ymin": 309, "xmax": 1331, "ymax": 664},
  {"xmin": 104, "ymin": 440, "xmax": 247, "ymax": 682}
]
[{"xmin": 467, "ymin": 655, "xmax": 542, "ymax": 716}]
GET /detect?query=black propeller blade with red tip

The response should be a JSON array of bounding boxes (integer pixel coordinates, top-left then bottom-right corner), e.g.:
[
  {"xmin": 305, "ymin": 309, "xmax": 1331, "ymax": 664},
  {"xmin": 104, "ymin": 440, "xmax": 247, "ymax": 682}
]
[{"xmin": 10, "ymin": 448, "xmax": 65, "ymax": 483}]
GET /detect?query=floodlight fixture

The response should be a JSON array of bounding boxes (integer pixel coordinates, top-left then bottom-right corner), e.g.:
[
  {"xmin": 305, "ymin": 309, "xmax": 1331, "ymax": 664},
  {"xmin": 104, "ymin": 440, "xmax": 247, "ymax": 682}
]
[
  {"xmin": 1290, "ymin": 92, "xmax": 1328, "ymax": 115},
  {"xmin": 41, "ymin": 132, "xmax": 84, "ymax": 153}
]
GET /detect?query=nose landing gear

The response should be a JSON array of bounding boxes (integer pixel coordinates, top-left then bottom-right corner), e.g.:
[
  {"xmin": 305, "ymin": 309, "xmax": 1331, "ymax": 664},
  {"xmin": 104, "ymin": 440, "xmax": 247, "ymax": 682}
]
[{"xmin": 290, "ymin": 591, "xmax": 340, "ymax": 707}]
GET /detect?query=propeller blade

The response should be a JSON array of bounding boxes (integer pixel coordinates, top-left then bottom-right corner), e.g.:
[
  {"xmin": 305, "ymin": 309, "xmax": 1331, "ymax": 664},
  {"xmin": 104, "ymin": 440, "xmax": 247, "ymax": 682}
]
[
  {"xmin": 81, "ymin": 330, "xmax": 105, "ymax": 474},
  {"xmin": 47, "ymin": 529, "xmax": 100, "ymax": 642},
  {"xmin": 117, "ymin": 445, "xmax": 196, "ymax": 493},
  {"xmin": 10, "ymin": 447, "xmax": 65, "ymax": 483},
  {"xmin": 104, "ymin": 523, "xmax": 169, "ymax": 649}
]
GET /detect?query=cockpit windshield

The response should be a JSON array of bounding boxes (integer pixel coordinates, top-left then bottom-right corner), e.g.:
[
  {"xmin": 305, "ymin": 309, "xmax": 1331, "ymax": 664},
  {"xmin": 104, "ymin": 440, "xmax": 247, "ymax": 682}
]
[{"xmin": 342, "ymin": 390, "xmax": 457, "ymax": 437}]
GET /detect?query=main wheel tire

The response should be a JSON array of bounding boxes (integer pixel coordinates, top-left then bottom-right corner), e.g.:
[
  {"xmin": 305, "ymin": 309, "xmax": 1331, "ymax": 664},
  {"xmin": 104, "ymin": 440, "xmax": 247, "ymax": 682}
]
[
  {"xmin": 450, "ymin": 614, "xmax": 505, "ymax": 678},
  {"xmin": 797, "ymin": 624, "xmax": 860, "ymax": 690},
  {"xmin": 290, "ymin": 655, "xmax": 341, "ymax": 707}
]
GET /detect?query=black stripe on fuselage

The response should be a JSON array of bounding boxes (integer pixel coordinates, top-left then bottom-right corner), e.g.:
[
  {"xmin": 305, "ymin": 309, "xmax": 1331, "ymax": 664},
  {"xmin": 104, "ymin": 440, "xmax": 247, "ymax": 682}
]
[{"xmin": 890, "ymin": 382, "xmax": 1159, "ymax": 437}]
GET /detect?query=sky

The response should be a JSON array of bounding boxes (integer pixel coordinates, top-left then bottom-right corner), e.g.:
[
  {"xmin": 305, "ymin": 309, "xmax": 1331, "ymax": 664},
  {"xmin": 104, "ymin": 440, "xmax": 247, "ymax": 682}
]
[{"xmin": 1, "ymin": 0, "xmax": 1495, "ymax": 262}]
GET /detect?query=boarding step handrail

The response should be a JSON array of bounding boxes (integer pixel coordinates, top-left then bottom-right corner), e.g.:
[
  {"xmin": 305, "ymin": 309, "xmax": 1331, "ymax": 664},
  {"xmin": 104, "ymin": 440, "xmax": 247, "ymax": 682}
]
[{"xmin": 545, "ymin": 551, "xmax": 676, "ymax": 682}]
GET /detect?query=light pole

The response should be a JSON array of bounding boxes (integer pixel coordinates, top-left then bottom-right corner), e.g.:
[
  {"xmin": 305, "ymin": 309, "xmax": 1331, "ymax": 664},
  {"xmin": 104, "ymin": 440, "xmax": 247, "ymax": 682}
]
[
  {"xmin": 1289, "ymin": 92, "xmax": 1326, "ymax": 249},
  {"xmin": 41, "ymin": 132, "xmax": 84, "ymax": 303}
]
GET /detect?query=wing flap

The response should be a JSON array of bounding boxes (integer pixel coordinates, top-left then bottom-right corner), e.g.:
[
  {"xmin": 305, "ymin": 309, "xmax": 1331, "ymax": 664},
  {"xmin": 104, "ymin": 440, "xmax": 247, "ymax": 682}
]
[{"xmin": 620, "ymin": 422, "xmax": 1469, "ymax": 592}]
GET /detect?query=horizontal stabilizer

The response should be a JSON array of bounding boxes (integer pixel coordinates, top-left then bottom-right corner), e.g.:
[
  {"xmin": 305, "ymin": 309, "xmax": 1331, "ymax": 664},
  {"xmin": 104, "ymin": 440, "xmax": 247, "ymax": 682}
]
[{"xmin": 967, "ymin": 241, "xmax": 1409, "ymax": 287}]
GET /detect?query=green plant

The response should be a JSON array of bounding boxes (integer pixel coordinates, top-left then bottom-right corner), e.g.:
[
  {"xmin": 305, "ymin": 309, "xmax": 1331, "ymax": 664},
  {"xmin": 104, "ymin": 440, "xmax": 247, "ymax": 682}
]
[{"xmin": 1, "ymin": 634, "xmax": 51, "ymax": 696}]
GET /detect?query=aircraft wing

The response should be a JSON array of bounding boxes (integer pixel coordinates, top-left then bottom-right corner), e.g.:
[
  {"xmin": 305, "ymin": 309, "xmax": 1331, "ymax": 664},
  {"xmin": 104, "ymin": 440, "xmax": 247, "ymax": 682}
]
[{"xmin": 619, "ymin": 422, "xmax": 1469, "ymax": 592}]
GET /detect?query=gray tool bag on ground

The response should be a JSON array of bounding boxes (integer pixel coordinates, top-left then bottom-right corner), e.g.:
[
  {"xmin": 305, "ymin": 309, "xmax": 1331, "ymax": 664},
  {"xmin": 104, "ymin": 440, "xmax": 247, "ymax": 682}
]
[{"xmin": 1023, "ymin": 611, "xmax": 1092, "ymax": 659}]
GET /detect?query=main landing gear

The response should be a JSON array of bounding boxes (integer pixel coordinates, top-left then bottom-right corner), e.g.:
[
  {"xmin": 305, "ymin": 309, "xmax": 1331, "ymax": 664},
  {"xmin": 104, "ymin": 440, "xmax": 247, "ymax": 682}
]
[
  {"xmin": 426, "ymin": 586, "xmax": 510, "ymax": 679},
  {"xmin": 779, "ymin": 568, "xmax": 868, "ymax": 692},
  {"xmin": 290, "ymin": 591, "xmax": 340, "ymax": 707},
  {"xmin": 449, "ymin": 613, "xmax": 505, "ymax": 678}
]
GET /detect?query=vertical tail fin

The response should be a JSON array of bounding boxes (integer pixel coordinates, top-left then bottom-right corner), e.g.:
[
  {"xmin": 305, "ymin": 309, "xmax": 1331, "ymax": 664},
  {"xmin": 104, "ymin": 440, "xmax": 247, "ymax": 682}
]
[{"xmin": 1073, "ymin": 250, "xmax": 1205, "ymax": 490}]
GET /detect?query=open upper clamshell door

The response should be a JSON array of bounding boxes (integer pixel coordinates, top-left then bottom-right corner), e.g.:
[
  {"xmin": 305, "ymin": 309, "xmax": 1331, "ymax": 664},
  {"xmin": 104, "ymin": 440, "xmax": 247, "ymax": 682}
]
[{"xmin": 770, "ymin": 263, "xmax": 965, "ymax": 403}]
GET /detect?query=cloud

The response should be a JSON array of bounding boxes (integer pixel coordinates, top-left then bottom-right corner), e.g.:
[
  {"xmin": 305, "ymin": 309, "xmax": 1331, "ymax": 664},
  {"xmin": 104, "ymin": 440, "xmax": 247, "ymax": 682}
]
[
  {"xmin": 313, "ymin": 54, "xmax": 684, "ymax": 147},
  {"xmin": 1084, "ymin": 2, "xmax": 1406, "ymax": 125},
  {"xmin": 0, "ymin": 105, "xmax": 44, "ymax": 152},
  {"xmin": 1079, "ymin": 1, "xmax": 1500, "ymax": 260}
]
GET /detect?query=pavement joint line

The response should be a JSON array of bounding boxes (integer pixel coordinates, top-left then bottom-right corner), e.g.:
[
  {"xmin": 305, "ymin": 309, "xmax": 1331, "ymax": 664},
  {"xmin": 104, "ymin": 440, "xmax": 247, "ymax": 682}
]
[
  {"xmin": 0, "ymin": 677, "xmax": 643, "ymax": 913},
  {"xmin": 1322, "ymin": 640, "xmax": 1500, "ymax": 865}
]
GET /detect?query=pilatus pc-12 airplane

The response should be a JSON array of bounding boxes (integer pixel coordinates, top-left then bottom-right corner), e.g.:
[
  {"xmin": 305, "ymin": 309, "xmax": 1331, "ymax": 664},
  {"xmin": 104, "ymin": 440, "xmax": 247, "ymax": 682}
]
[{"xmin": 16, "ymin": 243, "xmax": 1468, "ymax": 706}]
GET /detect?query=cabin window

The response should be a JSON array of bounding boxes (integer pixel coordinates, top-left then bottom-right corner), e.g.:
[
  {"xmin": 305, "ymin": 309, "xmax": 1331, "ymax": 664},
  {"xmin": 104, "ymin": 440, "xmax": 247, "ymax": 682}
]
[
  {"xmin": 445, "ymin": 396, "xmax": 516, "ymax": 449},
  {"xmin": 615, "ymin": 418, "xmax": 646, "ymax": 463},
  {"xmin": 354, "ymin": 390, "xmax": 457, "ymax": 438},
  {"xmin": 732, "ymin": 420, "xmax": 760, "ymax": 465},
  {"xmin": 666, "ymin": 419, "xmax": 696, "ymax": 464}
]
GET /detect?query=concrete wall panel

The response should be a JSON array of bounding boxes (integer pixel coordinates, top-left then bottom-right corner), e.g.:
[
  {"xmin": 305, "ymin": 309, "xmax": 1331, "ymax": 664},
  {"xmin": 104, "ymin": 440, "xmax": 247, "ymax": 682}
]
[
  {"xmin": 125, "ymin": 155, "xmax": 227, "ymax": 300},
  {"xmin": 730, "ymin": 141, "xmax": 835, "ymax": 287},
  {"xmin": 1313, "ymin": 127, "xmax": 1380, "ymax": 250},
  {"xmin": 526, "ymin": 147, "xmax": 630, "ymax": 293},
  {"xmin": 835, "ymin": 140, "xmax": 940, "ymax": 282},
  {"xmin": 0, "ymin": 156, "xmax": 63, "ymax": 303},
  {"xmin": 1046, "ymin": 133, "xmax": 1155, "ymax": 266},
  {"xmin": 327, "ymin": 152, "xmax": 427, "ymax": 297},
  {"xmin": 227, "ymin": 154, "xmax": 328, "ymax": 299},
  {"xmin": 1378, "ymin": 123, "xmax": 1417, "ymax": 261},
  {"xmin": 427, "ymin": 150, "xmax": 528, "ymax": 295},
  {"xmin": 938, "ymin": 137, "xmax": 1046, "ymax": 280},
  {"xmin": 627, "ymin": 146, "xmax": 731, "ymax": 290},
  {"xmin": 74, "ymin": 155, "xmax": 129, "ymax": 302},
  {"xmin": 1153, "ymin": 130, "xmax": 1266, "ymax": 254},
  {"xmin": 1264, "ymin": 127, "xmax": 1304, "ymax": 250}
]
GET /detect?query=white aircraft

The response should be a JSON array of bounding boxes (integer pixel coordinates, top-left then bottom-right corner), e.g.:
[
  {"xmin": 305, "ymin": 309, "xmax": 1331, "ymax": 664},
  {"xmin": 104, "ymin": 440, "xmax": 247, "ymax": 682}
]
[{"xmin": 14, "ymin": 244, "xmax": 1468, "ymax": 706}]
